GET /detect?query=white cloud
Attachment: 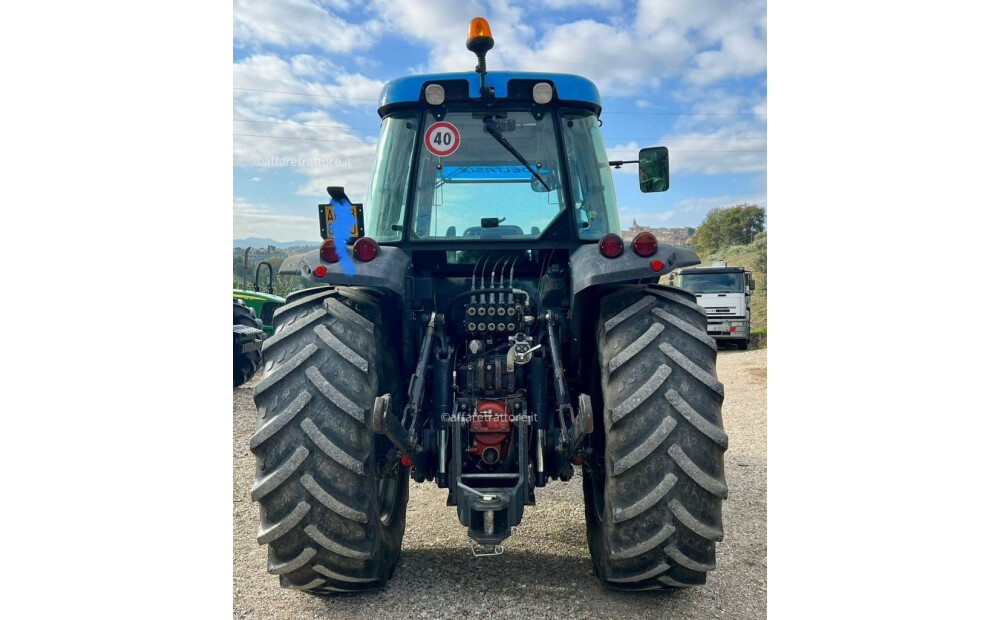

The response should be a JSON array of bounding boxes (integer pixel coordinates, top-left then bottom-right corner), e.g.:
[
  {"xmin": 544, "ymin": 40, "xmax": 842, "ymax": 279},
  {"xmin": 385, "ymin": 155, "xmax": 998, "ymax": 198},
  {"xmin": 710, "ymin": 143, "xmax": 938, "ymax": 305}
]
[
  {"xmin": 233, "ymin": 54, "xmax": 385, "ymax": 115},
  {"xmin": 606, "ymin": 120, "xmax": 765, "ymax": 176},
  {"xmin": 636, "ymin": 0, "xmax": 766, "ymax": 84},
  {"xmin": 542, "ymin": 0, "xmax": 620, "ymax": 9},
  {"xmin": 233, "ymin": 110, "xmax": 377, "ymax": 200},
  {"xmin": 671, "ymin": 194, "xmax": 766, "ymax": 215},
  {"xmin": 527, "ymin": 20, "xmax": 689, "ymax": 94},
  {"xmin": 368, "ymin": 0, "xmax": 762, "ymax": 92},
  {"xmin": 666, "ymin": 130, "xmax": 766, "ymax": 175},
  {"xmin": 370, "ymin": 0, "xmax": 489, "ymax": 44},
  {"xmin": 370, "ymin": 0, "xmax": 539, "ymax": 77},
  {"xmin": 233, "ymin": 196, "xmax": 323, "ymax": 241},
  {"xmin": 689, "ymin": 31, "xmax": 766, "ymax": 85},
  {"xmin": 233, "ymin": 0, "xmax": 382, "ymax": 54},
  {"xmin": 289, "ymin": 54, "xmax": 335, "ymax": 78}
]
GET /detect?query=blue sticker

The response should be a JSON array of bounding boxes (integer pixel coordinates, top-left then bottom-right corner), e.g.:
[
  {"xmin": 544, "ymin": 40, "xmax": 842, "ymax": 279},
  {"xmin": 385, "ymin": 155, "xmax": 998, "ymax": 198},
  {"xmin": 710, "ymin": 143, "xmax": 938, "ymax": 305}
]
[
  {"xmin": 327, "ymin": 197, "xmax": 356, "ymax": 276},
  {"xmin": 442, "ymin": 165, "xmax": 550, "ymax": 181}
]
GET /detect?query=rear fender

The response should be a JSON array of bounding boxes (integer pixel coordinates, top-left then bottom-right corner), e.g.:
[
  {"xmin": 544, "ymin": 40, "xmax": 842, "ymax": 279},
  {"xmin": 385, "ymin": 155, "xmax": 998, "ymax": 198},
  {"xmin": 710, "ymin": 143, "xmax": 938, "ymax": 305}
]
[
  {"xmin": 568, "ymin": 243, "xmax": 700, "ymax": 298},
  {"xmin": 279, "ymin": 247, "xmax": 411, "ymax": 297}
]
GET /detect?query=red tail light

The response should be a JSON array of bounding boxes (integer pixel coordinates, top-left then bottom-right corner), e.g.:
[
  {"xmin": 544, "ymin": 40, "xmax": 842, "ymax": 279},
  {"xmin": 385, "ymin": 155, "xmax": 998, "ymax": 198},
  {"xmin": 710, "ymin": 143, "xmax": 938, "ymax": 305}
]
[
  {"xmin": 632, "ymin": 231, "xmax": 658, "ymax": 257},
  {"xmin": 353, "ymin": 237, "xmax": 379, "ymax": 262},
  {"xmin": 320, "ymin": 239, "xmax": 339, "ymax": 262},
  {"xmin": 599, "ymin": 234, "xmax": 624, "ymax": 258},
  {"xmin": 314, "ymin": 265, "xmax": 327, "ymax": 277}
]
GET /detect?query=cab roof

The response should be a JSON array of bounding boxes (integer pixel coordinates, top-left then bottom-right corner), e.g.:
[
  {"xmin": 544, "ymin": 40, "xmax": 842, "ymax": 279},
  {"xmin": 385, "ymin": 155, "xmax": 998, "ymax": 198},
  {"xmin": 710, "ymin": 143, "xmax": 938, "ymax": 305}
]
[{"xmin": 377, "ymin": 71, "xmax": 601, "ymax": 117}]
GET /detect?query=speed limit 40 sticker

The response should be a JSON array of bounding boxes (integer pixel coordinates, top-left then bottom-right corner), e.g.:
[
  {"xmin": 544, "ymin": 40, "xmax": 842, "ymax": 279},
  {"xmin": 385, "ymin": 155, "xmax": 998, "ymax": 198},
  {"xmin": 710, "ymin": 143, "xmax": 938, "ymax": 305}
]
[{"xmin": 424, "ymin": 121, "xmax": 460, "ymax": 157}]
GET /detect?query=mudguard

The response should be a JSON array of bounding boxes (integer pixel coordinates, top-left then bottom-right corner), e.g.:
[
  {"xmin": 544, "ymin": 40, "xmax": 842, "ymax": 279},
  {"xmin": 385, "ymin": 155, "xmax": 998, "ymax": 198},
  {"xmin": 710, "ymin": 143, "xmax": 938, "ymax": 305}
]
[
  {"xmin": 279, "ymin": 247, "xmax": 411, "ymax": 296},
  {"xmin": 568, "ymin": 242, "xmax": 700, "ymax": 297}
]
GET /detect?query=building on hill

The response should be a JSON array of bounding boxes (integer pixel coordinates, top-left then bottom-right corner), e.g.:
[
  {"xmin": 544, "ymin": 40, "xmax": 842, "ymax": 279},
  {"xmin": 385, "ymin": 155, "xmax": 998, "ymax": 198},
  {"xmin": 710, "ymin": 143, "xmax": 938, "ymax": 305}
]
[{"xmin": 621, "ymin": 218, "xmax": 695, "ymax": 247}]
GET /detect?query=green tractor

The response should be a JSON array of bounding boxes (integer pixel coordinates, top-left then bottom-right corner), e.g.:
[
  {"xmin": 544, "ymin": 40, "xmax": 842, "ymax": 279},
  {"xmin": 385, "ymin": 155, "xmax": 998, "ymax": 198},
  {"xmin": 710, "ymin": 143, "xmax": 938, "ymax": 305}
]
[
  {"xmin": 233, "ymin": 248, "xmax": 286, "ymax": 387},
  {"xmin": 249, "ymin": 18, "xmax": 727, "ymax": 593}
]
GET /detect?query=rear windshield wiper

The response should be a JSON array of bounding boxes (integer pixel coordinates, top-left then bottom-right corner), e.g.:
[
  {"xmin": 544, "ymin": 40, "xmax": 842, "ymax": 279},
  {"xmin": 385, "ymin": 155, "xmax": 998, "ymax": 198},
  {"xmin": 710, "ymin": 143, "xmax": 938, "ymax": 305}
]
[{"xmin": 483, "ymin": 118, "xmax": 550, "ymax": 191}]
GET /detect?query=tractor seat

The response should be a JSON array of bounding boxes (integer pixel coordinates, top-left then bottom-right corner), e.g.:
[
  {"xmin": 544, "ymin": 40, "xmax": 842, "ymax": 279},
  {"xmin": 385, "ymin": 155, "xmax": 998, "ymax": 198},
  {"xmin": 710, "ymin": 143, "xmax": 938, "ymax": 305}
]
[{"xmin": 462, "ymin": 225, "xmax": 525, "ymax": 239}]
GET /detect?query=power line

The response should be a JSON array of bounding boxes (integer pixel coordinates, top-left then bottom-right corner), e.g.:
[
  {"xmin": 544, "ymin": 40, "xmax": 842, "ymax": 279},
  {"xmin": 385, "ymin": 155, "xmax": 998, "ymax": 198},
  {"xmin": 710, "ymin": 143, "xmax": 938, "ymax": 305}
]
[
  {"xmin": 234, "ymin": 132, "xmax": 762, "ymax": 152},
  {"xmin": 603, "ymin": 110, "xmax": 764, "ymax": 116},
  {"xmin": 234, "ymin": 118, "xmax": 381, "ymax": 132},
  {"xmin": 233, "ymin": 133, "xmax": 372, "ymax": 144},
  {"xmin": 607, "ymin": 149, "xmax": 766, "ymax": 153},
  {"xmin": 234, "ymin": 87, "xmax": 378, "ymax": 101},
  {"xmin": 242, "ymin": 27, "xmax": 423, "ymax": 51},
  {"xmin": 604, "ymin": 136, "xmax": 766, "ymax": 141},
  {"xmin": 232, "ymin": 119, "xmax": 765, "ymax": 140}
]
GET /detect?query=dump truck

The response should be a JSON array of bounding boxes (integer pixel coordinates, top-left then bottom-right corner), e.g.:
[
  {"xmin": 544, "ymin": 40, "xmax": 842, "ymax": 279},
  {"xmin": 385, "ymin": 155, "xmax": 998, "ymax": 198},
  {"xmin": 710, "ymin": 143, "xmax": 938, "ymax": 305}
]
[{"xmin": 675, "ymin": 261, "xmax": 755, "ymax": 350}]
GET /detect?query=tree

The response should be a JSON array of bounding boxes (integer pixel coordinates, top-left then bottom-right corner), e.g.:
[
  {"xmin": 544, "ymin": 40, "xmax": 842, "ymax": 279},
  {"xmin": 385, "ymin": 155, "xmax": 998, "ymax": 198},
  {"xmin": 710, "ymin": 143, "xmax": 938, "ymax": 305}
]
[{"xmin": 693, "ymin": 204, "xmax": 766, "ymax": 257}]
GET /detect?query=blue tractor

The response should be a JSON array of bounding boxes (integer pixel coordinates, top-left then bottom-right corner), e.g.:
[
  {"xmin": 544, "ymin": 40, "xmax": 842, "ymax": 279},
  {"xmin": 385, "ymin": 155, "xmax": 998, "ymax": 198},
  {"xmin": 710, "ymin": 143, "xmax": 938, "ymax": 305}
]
[{"xmin": 250, "ymin": 18, "xmax": 727, "ymax": 593}]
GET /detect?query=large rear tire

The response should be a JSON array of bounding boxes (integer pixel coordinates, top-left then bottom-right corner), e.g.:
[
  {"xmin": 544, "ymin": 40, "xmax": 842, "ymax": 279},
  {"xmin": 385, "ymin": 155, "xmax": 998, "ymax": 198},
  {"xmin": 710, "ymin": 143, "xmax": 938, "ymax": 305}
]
[
  {"xmin": 234, "ymin": 299, "xmax": 264, "ymax": 387},
  {"xmin": 250, "ymin": 285, "xmax": 408, "ymax": 593},
  {"xmin": 584, "ymin": 284, "xmax": 728, "ymax": 590}
]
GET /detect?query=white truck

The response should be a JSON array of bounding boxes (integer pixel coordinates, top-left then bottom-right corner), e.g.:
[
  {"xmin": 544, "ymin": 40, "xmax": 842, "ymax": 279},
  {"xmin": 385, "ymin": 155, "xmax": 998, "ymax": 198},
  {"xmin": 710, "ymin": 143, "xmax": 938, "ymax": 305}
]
[{"xmin": 674, "ymin": 261, "xmax": 755, "ymax": 350}]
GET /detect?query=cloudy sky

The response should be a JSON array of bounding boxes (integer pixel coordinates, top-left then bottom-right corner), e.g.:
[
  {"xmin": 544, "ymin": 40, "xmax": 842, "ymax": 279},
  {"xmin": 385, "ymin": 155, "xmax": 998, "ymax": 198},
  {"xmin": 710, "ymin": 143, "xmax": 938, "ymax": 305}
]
[{"xmin": 233, "ymin": 0, "xmax": 766, "ymax": 241}]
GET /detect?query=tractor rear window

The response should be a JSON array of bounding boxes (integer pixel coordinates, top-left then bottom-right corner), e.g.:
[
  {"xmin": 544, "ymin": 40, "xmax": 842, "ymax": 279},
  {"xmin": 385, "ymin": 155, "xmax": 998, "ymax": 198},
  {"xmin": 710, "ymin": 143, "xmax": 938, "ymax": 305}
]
[{"xmin": 409, "ymin": 110, "xmax": 566, "ymax": 240}]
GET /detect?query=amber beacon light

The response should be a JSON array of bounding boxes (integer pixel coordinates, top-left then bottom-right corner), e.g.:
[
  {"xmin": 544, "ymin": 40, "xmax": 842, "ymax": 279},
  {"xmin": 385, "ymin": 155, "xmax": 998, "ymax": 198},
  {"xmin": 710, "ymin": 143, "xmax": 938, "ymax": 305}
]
[
  {"xmin": 468, "ymin": 17, "xmax": 493, "ymax": 40},
  {"xmin": 467, "ymin": 17, "xmax": 495, "ymax": 97}
]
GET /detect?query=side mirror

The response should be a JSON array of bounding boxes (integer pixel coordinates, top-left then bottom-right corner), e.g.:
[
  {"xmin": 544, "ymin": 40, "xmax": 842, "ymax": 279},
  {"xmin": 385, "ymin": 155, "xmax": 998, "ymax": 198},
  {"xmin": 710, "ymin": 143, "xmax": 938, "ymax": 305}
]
[
  {"xmin": 638, "ymin": 146, "xmax": 669, "ymax": 193},
  {"xmin": 749, "ymin": 277, "xmax": 756, "ymax": 291}
]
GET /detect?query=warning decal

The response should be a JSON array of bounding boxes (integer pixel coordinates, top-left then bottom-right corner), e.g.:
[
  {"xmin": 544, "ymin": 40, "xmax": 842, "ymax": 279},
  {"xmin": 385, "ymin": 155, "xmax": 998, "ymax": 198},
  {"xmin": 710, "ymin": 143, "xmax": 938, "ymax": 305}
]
[{"xmin": 424, "ymin": 121, "xmax": 461, "ymax": 157}]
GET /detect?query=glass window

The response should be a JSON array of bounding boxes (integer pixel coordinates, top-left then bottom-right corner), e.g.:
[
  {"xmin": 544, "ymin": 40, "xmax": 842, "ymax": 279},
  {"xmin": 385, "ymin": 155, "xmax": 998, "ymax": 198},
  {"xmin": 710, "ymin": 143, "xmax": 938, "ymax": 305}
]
[
  {"xmin": 409, "ymin": 110, "xmax": 566, "ymax": 240},
  {"xmin": 677, "ymin": 273, "xmax": 745, "ymax": 293},
  {"xmin": 365, "ymin": 114, "xmax": 418, "ymax": 242},
  {"xmin": 559, "ymin": 112, "xmax": 620, "ymax": 239}
]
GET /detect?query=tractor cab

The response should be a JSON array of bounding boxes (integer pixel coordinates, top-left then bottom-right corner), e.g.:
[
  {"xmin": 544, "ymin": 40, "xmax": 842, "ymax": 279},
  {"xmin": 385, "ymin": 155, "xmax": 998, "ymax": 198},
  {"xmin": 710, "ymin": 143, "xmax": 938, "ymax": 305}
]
[
  {"xmin": 318, "ymin": 18, "xmax": 669, "ymax": 253},
  {"xmin": 368, "ymin": 73, "xmax": 623, "ymax": 244}
]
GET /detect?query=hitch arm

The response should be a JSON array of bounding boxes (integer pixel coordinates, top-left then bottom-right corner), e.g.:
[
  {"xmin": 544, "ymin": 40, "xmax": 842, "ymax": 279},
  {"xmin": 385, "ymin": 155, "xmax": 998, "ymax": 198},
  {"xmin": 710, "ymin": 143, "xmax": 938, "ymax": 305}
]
[
  {"xmin": 371, "ymin": 312, "xmax": 440, "ymax": 478},
  {"xmin": 404, "ymin": 312, "xmax": 439, "ymax": 430},
  {"xmin": 545, "ymin": 312, "xmax": 594, "ymax": 479}
]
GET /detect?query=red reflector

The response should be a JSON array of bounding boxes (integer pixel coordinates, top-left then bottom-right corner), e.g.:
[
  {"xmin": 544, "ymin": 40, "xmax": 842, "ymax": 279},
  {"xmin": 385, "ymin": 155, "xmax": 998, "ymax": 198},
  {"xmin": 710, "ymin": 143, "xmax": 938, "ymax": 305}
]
[
  {"xmin": 632, "ymin": 231, "xmax": 658, "ymax": 257},
  {"xmin": 320, "ymin": 239, "xmax": 339, "ymax": 262},
  {"xmin": 353, "ymin": 237, "xmax": 379, "ymax": 262},
  {"xmin": 598, "ymin": 234, "xmax": 624, "ymax": 258},
  {"xmin": 314, "ymin": 265, "xmax": 327, "ymax": 278},
  {"xmin": 401, "ymin": 455, "xmax": 414, "ymax": 467},
  {"xmin": 730, "ymin": 326, "xmax": 737, "ymax": 332},
  {"xmin": 650, "ymin": 259, "xmax": 664, "ymax": 272}
]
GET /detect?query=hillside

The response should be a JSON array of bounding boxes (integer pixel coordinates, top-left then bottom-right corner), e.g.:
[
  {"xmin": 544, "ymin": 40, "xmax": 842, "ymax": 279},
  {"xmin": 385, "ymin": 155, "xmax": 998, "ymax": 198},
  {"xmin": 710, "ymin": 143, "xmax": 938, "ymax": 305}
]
[{"xmin": 234, "ymin": 237, "xmax": 318, "ymax": 250}]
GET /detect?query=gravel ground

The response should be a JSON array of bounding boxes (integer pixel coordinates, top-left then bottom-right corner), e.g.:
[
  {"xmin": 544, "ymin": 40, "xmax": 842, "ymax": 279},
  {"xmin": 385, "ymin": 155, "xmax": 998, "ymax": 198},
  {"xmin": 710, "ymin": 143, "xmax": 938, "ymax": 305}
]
[{"xmin": 233, "ymin": 348, "xmax": 766, "ymax": 619}]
